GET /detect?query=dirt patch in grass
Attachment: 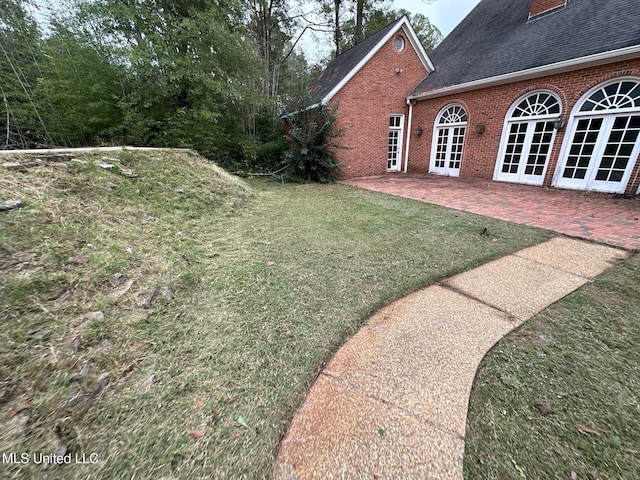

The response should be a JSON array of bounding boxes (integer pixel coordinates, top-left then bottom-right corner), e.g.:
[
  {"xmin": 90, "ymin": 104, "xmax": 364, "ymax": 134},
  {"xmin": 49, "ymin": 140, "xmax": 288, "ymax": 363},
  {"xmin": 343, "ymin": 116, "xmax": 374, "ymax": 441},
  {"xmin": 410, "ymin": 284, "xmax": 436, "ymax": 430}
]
[
  {"xmin": 1, "ymin": 152, "xmax": 553, "ymax": 479},
  {"xmin": 464, "ymin": 253, "xmax": 640, "ymax": 480}
]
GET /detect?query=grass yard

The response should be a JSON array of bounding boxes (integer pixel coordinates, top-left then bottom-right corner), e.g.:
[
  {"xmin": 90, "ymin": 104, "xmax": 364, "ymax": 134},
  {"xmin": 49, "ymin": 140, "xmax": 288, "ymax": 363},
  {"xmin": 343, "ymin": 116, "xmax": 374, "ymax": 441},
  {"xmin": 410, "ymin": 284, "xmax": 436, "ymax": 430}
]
[
  {"xmin": 464, "ymin": 253, "xmax": 640, "ymax": 479},
  {"xmin": 0, "ymin": 149, "xmax": 555, "ymax": 479}
]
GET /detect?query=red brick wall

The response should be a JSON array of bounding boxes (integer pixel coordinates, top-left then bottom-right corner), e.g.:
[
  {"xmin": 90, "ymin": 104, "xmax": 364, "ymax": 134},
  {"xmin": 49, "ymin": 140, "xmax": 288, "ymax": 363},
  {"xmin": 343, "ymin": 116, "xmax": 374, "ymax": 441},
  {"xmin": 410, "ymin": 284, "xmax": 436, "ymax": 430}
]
[
  {"xmin": 329, "ymin": 28, "xmax": 429, "ymax": 178},
  {"xmin": 408, "ymin": 59, "xmax": 640, "ymax": 195},
  {"xmin": 529, "ymin": 0, "xmax": 567, "ymax": 18}
]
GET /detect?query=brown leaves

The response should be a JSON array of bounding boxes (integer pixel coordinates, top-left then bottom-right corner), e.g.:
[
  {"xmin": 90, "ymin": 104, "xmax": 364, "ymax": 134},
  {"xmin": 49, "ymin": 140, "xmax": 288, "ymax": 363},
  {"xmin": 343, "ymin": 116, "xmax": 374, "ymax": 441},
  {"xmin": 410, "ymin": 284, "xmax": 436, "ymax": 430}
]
[
  {"xmin": 578, "ymin": 426, "xmax": 601, "ymax": 436},
  {"xmin": 188, "ymin": 429, "xmax": 205, "ymax": 440},
  {"xmin": 7, "ymin": 402, "xmax": 31, "ymax": 419}
]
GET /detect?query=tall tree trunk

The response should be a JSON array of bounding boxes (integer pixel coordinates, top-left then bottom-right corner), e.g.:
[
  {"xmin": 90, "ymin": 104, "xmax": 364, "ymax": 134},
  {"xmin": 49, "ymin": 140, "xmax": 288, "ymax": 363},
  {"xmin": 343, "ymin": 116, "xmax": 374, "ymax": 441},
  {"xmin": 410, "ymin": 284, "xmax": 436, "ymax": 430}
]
[
  {"xmin": 333, "ymin": 0, "xmax": 341, "ymax": 56},
  {"xmin": 355, "ymin": 0, "xmax": 364, "ymax": 43}
]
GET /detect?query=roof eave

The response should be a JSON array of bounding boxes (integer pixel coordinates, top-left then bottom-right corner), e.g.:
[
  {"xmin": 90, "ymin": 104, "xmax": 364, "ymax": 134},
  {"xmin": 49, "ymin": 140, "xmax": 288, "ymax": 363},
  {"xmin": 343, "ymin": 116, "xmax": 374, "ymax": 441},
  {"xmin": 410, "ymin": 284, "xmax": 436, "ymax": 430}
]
[
  {"xmin": 408, "ymin": 44, "xmax": 640, "ymax": 101},
  {"xmin": 321, "ymin": 16, "xmax": 435, "ymax": 105},
  {"xmin": 280, "ymin": 102, "xmax": 322, "ymax": 119}
]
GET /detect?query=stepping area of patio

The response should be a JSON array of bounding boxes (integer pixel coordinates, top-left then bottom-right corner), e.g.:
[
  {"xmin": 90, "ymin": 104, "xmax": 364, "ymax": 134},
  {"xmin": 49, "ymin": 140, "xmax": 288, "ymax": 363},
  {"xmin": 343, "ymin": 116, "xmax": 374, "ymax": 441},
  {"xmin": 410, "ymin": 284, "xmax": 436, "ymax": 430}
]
[{"xmin": 344, "ymin": 174, "xmax": 640, "ymax": 251}]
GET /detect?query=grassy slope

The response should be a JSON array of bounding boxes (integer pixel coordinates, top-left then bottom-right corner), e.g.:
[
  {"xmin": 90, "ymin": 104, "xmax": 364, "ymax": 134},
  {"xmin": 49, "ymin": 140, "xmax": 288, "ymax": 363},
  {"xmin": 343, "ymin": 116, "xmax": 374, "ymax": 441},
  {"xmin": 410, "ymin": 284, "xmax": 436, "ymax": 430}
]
[
  {"xmin": 1, "ymin": 150, "xmax": 553, "ymax": 479},
  {"xmin": 464, "ymin": 254, "xmax": 640, "ymax": 480}
]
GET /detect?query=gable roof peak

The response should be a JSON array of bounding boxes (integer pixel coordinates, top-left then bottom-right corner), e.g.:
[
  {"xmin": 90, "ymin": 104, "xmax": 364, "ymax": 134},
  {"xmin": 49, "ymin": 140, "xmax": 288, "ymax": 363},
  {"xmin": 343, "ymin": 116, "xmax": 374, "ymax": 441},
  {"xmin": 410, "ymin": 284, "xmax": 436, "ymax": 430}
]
[{"xmin": 283, "ymin": 15, "xmax": 433, "ymax": 116}]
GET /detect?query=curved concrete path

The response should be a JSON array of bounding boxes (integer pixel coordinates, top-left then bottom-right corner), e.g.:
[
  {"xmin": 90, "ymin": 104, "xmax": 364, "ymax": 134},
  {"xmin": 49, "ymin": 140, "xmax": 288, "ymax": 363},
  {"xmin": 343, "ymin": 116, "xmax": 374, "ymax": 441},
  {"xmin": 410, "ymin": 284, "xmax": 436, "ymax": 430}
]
[{"xmin": 274, "ymin": 237, "xmax": 628, "ymax": 480}]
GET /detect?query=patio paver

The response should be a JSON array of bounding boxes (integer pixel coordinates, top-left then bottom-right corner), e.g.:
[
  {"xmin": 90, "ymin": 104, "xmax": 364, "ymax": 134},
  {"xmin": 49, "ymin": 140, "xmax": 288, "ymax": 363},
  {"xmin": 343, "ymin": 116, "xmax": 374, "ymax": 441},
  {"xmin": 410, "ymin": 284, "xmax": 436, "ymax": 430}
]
[{"xmin": 343, "ymin": 174, "xmax": 640, "ymax": 250}]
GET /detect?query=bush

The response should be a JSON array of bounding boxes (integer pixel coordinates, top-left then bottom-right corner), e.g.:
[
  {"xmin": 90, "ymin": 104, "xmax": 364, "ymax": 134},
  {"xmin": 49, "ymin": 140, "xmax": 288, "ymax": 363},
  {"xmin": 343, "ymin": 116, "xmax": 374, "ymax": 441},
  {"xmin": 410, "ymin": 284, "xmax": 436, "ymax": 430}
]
[{"xmin": 281, "ymin": 102, "xmax": 343, "ymax": 183}]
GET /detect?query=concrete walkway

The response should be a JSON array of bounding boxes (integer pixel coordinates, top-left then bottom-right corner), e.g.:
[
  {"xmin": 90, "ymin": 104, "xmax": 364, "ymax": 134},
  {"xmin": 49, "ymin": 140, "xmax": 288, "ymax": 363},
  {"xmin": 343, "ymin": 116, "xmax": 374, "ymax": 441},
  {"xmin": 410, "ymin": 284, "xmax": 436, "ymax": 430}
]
[
  {"xmin": 344, "ymin": 175, "xmax": 640, "ymax": 251},
  {"xmin": 274, "ymin": 237, "xmax": 628, "ymax": 480}
]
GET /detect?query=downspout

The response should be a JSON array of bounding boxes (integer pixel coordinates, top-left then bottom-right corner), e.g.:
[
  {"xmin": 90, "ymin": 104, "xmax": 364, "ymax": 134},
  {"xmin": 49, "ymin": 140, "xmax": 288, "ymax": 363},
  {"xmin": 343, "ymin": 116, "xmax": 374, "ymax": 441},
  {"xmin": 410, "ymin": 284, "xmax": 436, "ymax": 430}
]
[{"xmin": 403, "ymin": 99, "xmax": 414, "ymax": 173}]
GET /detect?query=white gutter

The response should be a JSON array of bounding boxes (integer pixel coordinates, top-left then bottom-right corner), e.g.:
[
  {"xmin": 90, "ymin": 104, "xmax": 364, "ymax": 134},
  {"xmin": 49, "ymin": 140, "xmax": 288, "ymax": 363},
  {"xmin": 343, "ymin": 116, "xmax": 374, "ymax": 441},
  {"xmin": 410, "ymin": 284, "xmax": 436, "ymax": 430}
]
[
  {"xmin": 403, "ymin": 100, "xmax": 413, "ymax": 173},
  {"xmin": 409, "ymin": 44, "xmax": 640, "ymax": 101}
]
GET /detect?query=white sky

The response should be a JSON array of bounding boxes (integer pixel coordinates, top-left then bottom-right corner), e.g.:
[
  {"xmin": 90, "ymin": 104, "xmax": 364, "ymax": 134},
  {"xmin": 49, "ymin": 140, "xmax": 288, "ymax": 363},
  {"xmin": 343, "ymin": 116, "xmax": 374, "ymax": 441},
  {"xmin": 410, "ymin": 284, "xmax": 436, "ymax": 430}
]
[
  {"xmin": 298, "ymin": 0, "xmax": 483, "ymax": 63},
  {"xmin": 393, "ymin": 0, "xmax": 482, "ymax": 37}
]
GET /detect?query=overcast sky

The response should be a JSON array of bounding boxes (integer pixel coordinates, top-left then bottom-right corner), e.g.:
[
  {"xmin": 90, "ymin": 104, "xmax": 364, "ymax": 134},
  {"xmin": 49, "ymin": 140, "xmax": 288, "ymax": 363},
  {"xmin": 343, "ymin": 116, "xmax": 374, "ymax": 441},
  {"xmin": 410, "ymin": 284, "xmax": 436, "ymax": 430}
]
[
  {"xmin": 298, "ymin": 0, "xmax": 482, "ymax": 62},
  {"xmin": 394, "ymin": 0, "xmax": 482, "ymax": 37}
]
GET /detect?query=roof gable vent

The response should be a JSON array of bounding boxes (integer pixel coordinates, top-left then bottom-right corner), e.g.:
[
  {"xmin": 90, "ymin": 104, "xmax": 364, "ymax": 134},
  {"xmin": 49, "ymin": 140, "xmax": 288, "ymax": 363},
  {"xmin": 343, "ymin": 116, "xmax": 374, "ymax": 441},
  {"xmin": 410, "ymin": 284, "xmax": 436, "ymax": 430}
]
[{"xmin": 529, "ymin": 0, "xmax": 567, "ymax": 20}]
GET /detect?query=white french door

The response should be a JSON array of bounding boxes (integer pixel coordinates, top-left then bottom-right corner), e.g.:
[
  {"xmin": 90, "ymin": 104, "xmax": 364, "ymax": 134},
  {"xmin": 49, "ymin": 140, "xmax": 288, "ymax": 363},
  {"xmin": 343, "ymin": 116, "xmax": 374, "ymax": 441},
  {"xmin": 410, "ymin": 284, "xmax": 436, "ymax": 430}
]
[
  {"xmin": 495, "ymin": 91, "xmax": 561, "ymax": 185},
  {"xmin": 431, "ymin": 125, "xmax": 465, "ymax": 177},
  {"xmin": 387, "ymin": 115, "xmax": 404, "ymax": 172},
  {"xmin": 430, "ymin": 105, "xmax": 467, "ymax": 177},
  {"xmin": 554, "ymin": 78, "xmax": 640, "ymax": 193},
  {"xmin": 495, "ymin": 120, "xmax": 556, "ymax": 185},
  {"xmin": 555, "ymin": 114, "xmax": 640, "ymax": 193}
]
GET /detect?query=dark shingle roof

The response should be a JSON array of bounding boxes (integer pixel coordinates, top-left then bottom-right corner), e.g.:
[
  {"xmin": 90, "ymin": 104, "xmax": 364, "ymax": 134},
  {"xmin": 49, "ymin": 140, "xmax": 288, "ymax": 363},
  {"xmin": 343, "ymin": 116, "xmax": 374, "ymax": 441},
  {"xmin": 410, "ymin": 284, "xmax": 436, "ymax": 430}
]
[
  {"xmin": 413, "ymin": 0, "xmax": 640, "ymax": 95},
  {"xmin": 285, "ymin": 17, "xmax": 407, "ymax": 114}
]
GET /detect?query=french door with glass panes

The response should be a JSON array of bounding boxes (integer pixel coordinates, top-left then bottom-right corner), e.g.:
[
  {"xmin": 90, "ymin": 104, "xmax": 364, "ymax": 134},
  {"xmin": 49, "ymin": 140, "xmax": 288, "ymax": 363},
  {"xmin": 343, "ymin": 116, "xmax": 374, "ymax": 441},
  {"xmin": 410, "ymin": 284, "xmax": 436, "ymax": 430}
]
[
  {"xmin": 495, "ymin": 91, "xmax": 561, "ymax": 185},
  {"xmin": 387, "ymin": 114, "xmax": 404, "ymax": 171},
  {"xmin": 554, "ymin": 79, "xmax": 640, "ymax": 193},
  {"xmin": 556, "ymin": 114, "xmax": 640, "ymax": 193},
  {"xmin": 431, "ymin": 125, "xmax": 466, "ymax": 176},
  {"xmin": 496, "ymin": 120, "xmax": 556, "ymax": 185},
  {"xmin": 430, "ymin": 105, "xmax": 467, "ymax": 177}
]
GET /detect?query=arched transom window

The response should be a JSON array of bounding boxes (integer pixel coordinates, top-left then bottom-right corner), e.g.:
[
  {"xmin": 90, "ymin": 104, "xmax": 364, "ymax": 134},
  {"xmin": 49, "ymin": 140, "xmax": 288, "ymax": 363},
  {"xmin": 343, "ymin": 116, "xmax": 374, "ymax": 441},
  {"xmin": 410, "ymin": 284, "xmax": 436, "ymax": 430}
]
[
  {"xmin": 438, "ymin": 105, "xmax": 467, "ymax": 124},
  {"xmin": 512, "ymin": 92, "xmax": 561, "ymax": 118},
  {"xmin": 495, "ymin": 91, "xmax": 561, "ymax": 185},
  {"xmin": 554, "ymin": 78, "xmax": 640, "ymax": 194},
  {"xmin": 431, "ymin": 105, "xmax": 467, "ymax": 177},
  {"xmin": 579, "ymin": 80, "xmax": 640, "ymax": 112}
]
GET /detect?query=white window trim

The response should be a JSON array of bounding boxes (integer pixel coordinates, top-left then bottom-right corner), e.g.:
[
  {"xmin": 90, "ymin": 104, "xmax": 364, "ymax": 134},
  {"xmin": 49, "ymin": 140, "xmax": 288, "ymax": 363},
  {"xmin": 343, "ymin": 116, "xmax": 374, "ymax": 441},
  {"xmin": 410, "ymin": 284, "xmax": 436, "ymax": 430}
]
[
  {"xmin": 552, "ymin": 77, "xmax": 640, "ymax": 193},
  {"xmin": 494, "ymin": 90, "xmax": 561, "ymax": 185},
  {"xmin": 387, "ymin": 114, "xmax": 405, "ymax": 172},
  {"xmin": 430, "ymin": 104, "xmax": 467, "ymax": 177}
]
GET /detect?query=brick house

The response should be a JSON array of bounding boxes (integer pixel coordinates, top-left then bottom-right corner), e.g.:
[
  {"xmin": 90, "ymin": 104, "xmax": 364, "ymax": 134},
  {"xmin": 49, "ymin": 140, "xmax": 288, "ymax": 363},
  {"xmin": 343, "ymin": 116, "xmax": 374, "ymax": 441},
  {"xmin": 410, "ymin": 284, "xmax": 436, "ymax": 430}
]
[{"xmin": 289, "ymin": 0, "xmax": 640, "ymax": 195}]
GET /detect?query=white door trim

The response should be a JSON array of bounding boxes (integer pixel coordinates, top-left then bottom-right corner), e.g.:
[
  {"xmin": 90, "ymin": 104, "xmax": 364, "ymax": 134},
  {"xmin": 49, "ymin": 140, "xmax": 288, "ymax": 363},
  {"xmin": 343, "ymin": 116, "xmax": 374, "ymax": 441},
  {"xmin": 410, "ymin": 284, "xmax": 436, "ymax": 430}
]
[
  {"xmin": 553, "ymin": 77, "xmax": 640, "ymax": 193},
  {"xmin": 387, "ymin": 114, "xmax": 405, "ymax": 172},
  {"xmin": 554, "ymin": 114, "xmax": 640, "ymax": 193}
]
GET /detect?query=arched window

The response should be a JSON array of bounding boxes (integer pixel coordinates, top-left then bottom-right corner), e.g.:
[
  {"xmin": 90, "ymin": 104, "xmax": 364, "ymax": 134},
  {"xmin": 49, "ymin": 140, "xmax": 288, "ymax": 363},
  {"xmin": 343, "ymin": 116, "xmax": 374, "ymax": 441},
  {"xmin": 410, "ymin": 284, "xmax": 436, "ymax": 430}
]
[
  {"xmin": 554, "ymin": 78, "xmax": 640, "ymax": 193},
  {"xmin": 579, "ymin": 80, "xmax": 640, "ymax": 112},
  {"xmin": 495, "ymin": 91, "xmax": 561, "ymax": 185},
  {"xmin": 430, "ymin": 105, "xmax": 467, "ymax": 177},
  {"xmin": 439, "ymin": 105, "xmax": 467, "ymax": 124}
]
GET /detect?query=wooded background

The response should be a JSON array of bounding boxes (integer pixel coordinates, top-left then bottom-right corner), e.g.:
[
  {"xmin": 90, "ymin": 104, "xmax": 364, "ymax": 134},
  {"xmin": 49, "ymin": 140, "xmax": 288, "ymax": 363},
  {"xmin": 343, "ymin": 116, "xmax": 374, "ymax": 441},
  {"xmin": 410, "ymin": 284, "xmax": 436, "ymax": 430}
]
[{"xmin": 0, "ymin": 0, "xmax": 440, "ymax": 171}]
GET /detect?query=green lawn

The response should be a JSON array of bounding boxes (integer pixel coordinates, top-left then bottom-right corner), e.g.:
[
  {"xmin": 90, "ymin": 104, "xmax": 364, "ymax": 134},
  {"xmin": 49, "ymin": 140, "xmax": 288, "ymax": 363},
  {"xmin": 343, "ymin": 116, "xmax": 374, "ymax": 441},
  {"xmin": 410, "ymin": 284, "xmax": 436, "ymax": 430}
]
[
  {"xmin": 0, "ymin": 150, "xmax": 555, "ymax": 478},
  {"xmin": 465, "ymin": 253, "xmax": 640, "ymax": 480}
]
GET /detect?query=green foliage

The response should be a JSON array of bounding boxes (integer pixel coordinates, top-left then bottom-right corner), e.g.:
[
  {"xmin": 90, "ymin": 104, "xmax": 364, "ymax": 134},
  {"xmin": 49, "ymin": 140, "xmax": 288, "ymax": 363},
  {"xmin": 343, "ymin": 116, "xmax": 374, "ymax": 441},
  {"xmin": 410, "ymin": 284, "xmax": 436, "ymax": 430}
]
[
  {"xmin": 0, "ymin": 0, "xmax": 306, "ymax": 167},
  {"xmin": 408, "ymin": 13, "xmax": 443, "ymax": 53},
  {"xmin": 0, "ymin": 0, "xmax": 48, "ymax": 147},
  {"xmin": 33, "ymin": 29, "xmax": 124, "ymax": 146},
  {"xmin": 76, "ymin": 0, "xmax": 264, "ymax": 160},
  {"xmin": 363, "ymin": 9, "xmax": 442, "ymax": 53},
  {"xmin": 282, "ymin": 102, "xmax": 343, "ymax": 183}
]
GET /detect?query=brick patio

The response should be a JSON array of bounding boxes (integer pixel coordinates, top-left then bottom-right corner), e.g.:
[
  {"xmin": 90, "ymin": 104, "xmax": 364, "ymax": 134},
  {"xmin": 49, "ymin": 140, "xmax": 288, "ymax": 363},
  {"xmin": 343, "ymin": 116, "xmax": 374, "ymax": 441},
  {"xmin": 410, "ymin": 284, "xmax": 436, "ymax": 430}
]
[{"xmin": 344, "ymin": 174, "xmax": 640, "ymax": 251}]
